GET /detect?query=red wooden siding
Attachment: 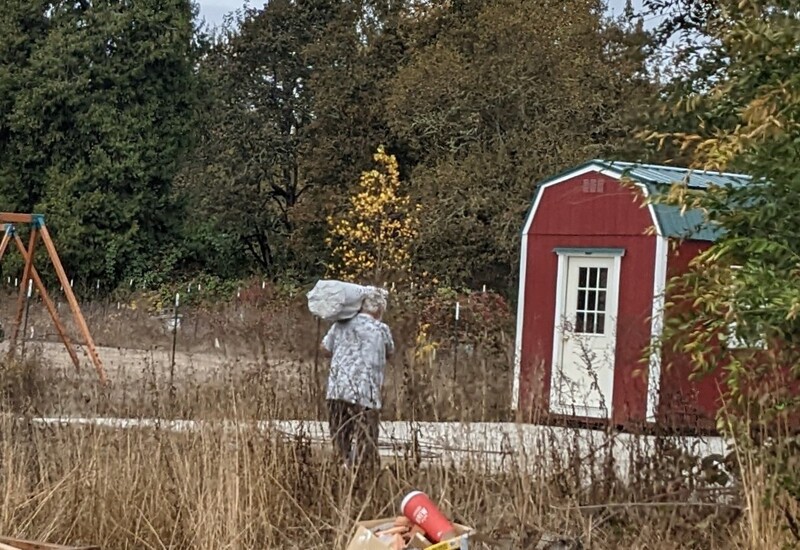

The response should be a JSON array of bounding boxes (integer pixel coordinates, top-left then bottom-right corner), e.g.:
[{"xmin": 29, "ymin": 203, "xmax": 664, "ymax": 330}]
[
  {"xmin": 658, "ymin": 239, "xmax": 721, "ymax": 431},
  {"xmin": 660, "ymin": 240, "xmax": 800, "ymax": 433},
  {"xmin": 518, "ymin": 172, "xmax": 657, "ymax": 426}
]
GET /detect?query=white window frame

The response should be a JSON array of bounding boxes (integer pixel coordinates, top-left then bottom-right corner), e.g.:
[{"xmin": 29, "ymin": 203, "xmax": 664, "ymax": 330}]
[{"xmin": 725, "ymin": 265, "xmax": 767, "ymax": 350}]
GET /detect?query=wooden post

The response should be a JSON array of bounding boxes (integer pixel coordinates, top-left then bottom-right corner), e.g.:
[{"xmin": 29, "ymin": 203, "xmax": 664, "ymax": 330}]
[
  {"xmin": 313, "ymin": 316, "xmax": 321, "ymax": 419},
  {"xmin": 169, "ymin": 292, "xmax": 179, "ymax": 407},
  {"xmin": 13, "ymin": 233, "xmax": 81, "ymax": 372},
  {"xmin": 8, "ymin": 226, "xmax": 38, "ymax": 354},
  {"xmin": 453, "ymin": 301, "xmax": 460, "ymax": 380},
  {"xmin": 0, "ymin": 226, "xmax": 11, "ymax": 262},
  {"xmin": 20, "ymin": 278, "xmax": 33, "ymax": 358},
  {"xmin": 0, "ymin": 534, "xmax": 100, "ymax": 549},
  {"xmin": 38, "ymin": 223, "xmax": 107, "ymax": 384},
  {"xmin": 0, "ymin": 213, "xmax": 33, "ymax": 224}
]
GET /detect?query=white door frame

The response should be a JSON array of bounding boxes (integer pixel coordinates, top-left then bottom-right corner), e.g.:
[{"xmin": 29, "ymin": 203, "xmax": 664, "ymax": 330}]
[{"xmin": 549, "ymin": 247, "xmax": 625, "ymax": 418}]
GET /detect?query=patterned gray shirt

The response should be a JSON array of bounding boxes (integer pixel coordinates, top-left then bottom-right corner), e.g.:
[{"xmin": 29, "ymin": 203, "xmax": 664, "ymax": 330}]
[{"xmin": 322, "ymin": 313, "xmax": 395, "ymax": 410}]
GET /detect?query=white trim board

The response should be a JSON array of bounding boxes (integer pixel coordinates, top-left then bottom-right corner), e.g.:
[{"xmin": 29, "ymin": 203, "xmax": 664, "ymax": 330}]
[
  {"xmin": 512, "ymin": 231, "xmax": 528, "ymax": 411},
  {"xmin": 513, "ymin": 162, "xmax": 664, "ymax": 411},
  {"xmin": 647, "ymin": 236, "xmax": 669, "ymax": 421},
  {"xmin": 547, "ymin": 251, "xmax": 568, "ymax": 414}
]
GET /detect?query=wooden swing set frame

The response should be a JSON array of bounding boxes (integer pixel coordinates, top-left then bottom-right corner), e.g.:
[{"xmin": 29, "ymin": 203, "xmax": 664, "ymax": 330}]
[{"xmin": 0, "ymin": 213, "xmax": 107, "ymax": 384}]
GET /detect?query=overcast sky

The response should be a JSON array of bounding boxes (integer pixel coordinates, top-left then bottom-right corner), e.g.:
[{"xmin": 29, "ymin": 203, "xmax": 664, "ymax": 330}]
[{"xmin": 197, "ymin": 0, "xmax": 654, "ymax": 29}]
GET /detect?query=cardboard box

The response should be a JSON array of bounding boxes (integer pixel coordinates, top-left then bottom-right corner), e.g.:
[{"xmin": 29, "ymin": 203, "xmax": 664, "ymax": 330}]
[{"xmin": 345, "ymin": 518, "xmax": 473, "ymax": 550}]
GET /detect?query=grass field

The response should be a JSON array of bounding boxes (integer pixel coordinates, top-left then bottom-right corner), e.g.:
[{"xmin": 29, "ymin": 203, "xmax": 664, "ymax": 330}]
[{"xmin": 0, "ymin": 292, "xmax": 796, "ymax": 549}]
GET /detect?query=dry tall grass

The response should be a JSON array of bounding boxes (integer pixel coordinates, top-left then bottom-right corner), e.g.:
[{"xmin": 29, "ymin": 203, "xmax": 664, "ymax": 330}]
[
  {"xmin": 0, "ymin": 291, "xmax": 796, "ymax": 548},
  {"xmin": 1, "ymin": 356, "xmax": 796, "ymax": 549}
]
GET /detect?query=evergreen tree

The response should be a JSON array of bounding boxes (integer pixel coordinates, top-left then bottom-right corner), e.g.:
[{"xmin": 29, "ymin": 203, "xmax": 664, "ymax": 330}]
[{"xmin": 0, "ymin": 1, "xmax": 200, "ymax": 286}]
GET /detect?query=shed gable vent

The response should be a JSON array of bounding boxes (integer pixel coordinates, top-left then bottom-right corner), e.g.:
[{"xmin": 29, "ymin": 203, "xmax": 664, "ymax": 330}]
[{"xmin": 582, "ymin": 178, "xmax": 605, "ymax": 193}]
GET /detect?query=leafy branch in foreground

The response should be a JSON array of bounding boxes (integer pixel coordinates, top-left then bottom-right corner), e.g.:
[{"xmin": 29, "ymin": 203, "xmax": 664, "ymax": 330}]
[{"xmin": 643, "ymin": 0, "xmax": 800, "ymax": 526}]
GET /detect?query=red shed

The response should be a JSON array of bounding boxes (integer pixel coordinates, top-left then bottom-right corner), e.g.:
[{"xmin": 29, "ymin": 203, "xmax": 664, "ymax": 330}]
[{"xmin": 512, "ymin": 160, "xmax": 752, "ymax": 432}]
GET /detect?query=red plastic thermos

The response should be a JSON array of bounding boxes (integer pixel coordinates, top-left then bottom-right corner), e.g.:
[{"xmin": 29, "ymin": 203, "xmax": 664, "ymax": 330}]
[{"xmin": 400, "ymin": 490, "xmax": 457, "ymax": 543}]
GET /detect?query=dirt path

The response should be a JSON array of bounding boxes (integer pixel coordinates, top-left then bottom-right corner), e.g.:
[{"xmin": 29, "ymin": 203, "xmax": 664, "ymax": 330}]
[
  {"xmin": 2, "ymin": 340, "xmax": 263, "ymax": 381},
  {"xmin": 0, "ymin": 339, "xmax": 321, "ymax": 417}
]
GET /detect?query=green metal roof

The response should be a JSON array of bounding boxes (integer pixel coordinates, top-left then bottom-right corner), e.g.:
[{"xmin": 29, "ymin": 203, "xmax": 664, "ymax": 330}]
[
  {"xmin": 596, "ymin": 160, "xmax": 752, "ymax": 190},
  {"xmin": 599, "ymin": 160, "xmax": 751, "ymax": 241},
  {"xmin": 527, "ymin": 159, "xmax": 752, "ymax": 242}
]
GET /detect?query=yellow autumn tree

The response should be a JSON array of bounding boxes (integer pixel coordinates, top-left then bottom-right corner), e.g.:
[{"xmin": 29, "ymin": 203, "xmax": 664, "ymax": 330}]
[{"xmin": 327, "ymin": 145, "xmax": 419, "ymax": 284}]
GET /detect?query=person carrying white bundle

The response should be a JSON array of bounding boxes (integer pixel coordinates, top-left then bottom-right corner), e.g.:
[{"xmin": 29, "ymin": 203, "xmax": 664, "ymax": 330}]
[{"xmin": 320, "ymin": 287, "xmax": 394, "ymax": 472}]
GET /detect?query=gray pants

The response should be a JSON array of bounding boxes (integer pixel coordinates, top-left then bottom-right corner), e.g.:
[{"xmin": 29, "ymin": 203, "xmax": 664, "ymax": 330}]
[{"xmin": 327, "ymin": 399, "xmax": 379, "ymax": 470}]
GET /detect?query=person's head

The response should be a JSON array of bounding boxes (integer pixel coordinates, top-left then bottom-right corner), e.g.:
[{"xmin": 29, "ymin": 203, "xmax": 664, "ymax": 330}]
[{"xmin": 361, "ymin": 289, "xmax": 388, "ymax": 320}]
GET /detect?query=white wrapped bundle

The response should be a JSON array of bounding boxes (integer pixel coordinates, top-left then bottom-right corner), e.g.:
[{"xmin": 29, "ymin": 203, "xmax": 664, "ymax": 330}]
[{"xmin": 307, "ymin": 279, "xmax": 370, "ymax": 321}]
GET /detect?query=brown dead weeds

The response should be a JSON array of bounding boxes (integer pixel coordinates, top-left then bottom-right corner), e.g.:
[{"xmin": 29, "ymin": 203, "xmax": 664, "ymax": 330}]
[{"xmin": 0, "ymin": 293, "xmax": 794, "ymax": 548}]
